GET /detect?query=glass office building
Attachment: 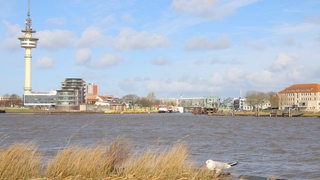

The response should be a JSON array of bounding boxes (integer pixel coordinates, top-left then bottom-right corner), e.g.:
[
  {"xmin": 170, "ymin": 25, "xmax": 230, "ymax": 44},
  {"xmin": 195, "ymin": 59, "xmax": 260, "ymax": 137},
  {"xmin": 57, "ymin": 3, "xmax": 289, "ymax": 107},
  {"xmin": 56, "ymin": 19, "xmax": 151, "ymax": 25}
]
[
  {"xmin": 56, "ymin": 78, "xmax": 86, "ymax": 110},
  {"xmin": 23, "ymin": 91, "xmax": 57, "ymax": 108}
]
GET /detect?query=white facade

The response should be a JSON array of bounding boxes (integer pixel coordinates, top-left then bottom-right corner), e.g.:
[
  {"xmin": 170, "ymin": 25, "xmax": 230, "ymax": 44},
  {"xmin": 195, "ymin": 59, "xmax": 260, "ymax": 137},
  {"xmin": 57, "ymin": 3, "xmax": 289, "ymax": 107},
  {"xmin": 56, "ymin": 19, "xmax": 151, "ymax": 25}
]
[
  {"xmin": 278, "ymin": 84, "xmax": 320, "ymax": 112},
  {"xmin": 23, "ymin": 90, "xmax": 57, "ymax": 107}
]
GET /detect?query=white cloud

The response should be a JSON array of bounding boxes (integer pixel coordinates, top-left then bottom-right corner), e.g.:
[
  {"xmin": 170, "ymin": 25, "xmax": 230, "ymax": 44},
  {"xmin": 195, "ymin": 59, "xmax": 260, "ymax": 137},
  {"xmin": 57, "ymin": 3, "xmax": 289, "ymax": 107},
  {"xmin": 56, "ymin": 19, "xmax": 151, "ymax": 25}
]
[
  {"xmin": 121, "ymin": 13, "xmax": 135, "ymax": 23},
  {"xmin": 37, "ymin": 26, "xmax": 170, "ymax": 51},
  {"xmin": 271, "ymin": 53, "xmax": 297, "ymax": 71},
  {"xmin": 144, "ymin": 73, "xmax": 225, "ymax": 96},
  {"xmin": 172, "ymin": 0, "xmax": 257, "ymax": 20},
  {"xmin": 247, "ymin": 70, "xmax": 275, "ymax": 86},
  {"xmin": 285, "ymin": 66, "xmax": 319, "ymax": 83},
  {"xmin": 207, "ymin": 73, "xmax": 224, "ymax": 85},
  {"xmin": 283, "ymin": 37, "xmax": 298, "ymax": 46},
  {"xmin": 36, "ymin": 56, "xmax": 54, "ymax": 69},
  {"xmin": 77, "ymin": 27, "xmax": 107, "ymax": 47},
  {"xmin": 172, "ymin": 0, "xmax": 218, "ymax": 16},
  {"xmin": 243, "ymin": 39, "xmax": 266, "ymax": 50},
  {"xmin": 112, "ymin": 28, "xmax": 170, "ymax": 50},
  {"xmin": 151, "ymin": 57, "xmax": 171, "ymax": 65},
  {"xmin": 2, "ymin": 21, "xmax": 21, "ymax": 51},
  {"xmin": 317, "ymin": 35, "xmax": 320, "ymax": 43},
  {"xmin": 185, "ymin": 35, "xmax": 231, "ymax": 50},
  {"xmin": 305, "ymin": 15, "xmax": 320, "ymax": 25},
  {"xmin": 146, "ymin": 80, "xmax": 193, "ymax": 93},
  {"xmin": 225, "ymin": 67, "xmax": 246, "ymax": 82},
  {"xmin": 272, "ymin": 22, "xmax": 317, "ymax": 35},
  {"xmin": 94, "ymin": 53, "xmax": 122, "ymax": 68},
  {"xmin": 38, "ymin": 29, "xmax": 75, "ymax": 50},
  {"xmin": 118, "ymin": 77, "xmax": 144, "ymax": 92},
  {"xmin": 74, "ymin": 48, "xmax": 92, "ymax": 65},
  {"xmin": 99, "ymin": 15, "xmax": 115, "ymax": 25}
]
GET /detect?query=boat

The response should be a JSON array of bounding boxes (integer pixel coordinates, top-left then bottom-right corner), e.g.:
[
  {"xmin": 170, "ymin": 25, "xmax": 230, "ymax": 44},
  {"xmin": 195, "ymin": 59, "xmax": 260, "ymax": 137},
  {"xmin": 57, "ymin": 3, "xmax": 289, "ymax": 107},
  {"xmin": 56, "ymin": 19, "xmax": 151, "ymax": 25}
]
[
  {"xmin": 158, "ymin": 106, "xmax": 168, "ymax": 113},
  {"xmin": 291, "ymin": 112, "xmax": 303, "ymax": 117}
]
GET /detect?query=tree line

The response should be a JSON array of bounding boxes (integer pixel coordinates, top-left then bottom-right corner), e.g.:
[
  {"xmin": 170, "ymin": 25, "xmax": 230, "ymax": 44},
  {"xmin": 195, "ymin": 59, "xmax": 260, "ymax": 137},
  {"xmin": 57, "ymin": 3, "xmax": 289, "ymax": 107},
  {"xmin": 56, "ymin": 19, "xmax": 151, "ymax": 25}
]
[
  {"xmin": 245, "ymin": 91, "xmax": 279, "ymax": 110},
  {"xmin": 0, "ymin": 94, "xmax": 22, "ymax": 107},
  {"xmin": 1, "ymin": 91, "xmax": 279, "ymax": 109},
  {"xmin": 122, "ymin": 92, "xmax": 176, "ymax": 108}
]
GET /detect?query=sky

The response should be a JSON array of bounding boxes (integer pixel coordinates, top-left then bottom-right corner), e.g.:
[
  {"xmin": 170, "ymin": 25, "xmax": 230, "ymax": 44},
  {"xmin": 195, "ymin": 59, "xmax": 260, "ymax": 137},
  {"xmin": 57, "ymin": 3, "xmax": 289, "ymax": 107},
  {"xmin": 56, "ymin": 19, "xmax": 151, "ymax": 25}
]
[{"xmin": 1, "ymin": 0, "xmax": 320, "ymax": 99}]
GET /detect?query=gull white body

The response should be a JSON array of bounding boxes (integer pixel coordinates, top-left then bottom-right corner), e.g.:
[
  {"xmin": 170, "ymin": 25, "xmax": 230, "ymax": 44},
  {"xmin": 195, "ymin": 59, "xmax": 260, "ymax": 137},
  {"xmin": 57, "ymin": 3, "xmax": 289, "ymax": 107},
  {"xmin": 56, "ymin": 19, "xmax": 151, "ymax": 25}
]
[{"xmin": 206, "ymin": 159, "xmax": 238, "ymax": 173}]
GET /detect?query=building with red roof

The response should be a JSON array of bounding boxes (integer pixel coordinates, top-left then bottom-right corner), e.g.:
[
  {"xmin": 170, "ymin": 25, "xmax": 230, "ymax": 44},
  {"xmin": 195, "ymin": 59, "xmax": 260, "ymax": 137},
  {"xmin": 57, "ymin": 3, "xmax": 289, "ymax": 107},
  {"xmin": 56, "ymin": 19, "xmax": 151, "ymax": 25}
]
[{"xmin": 278, "ymin": 83, "xmax": 320, "ymax": 111}]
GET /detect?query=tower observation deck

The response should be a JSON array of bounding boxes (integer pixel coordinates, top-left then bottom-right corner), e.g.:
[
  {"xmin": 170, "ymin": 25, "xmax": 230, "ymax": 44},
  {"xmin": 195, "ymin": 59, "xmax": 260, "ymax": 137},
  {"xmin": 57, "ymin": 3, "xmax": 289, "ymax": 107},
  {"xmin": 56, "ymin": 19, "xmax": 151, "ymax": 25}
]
[{"xmin": 18, "ymin": 0, "xmax": 39, "ymax": 93}]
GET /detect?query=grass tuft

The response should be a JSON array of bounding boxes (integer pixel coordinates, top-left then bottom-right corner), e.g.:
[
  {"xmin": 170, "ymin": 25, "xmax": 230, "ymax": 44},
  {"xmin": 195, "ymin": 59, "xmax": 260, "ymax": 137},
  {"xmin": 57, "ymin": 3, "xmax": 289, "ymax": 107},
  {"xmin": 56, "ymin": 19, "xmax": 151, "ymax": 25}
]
[
  {"xmin": 0, "ymin": 139, "xmax": 230, "ymax": 179},
  {"xmin": 0, "ymin": 143, "xmax": 42, "ymax": 179},
  {"xmin": 46, "ymin": 137, "xmax": 130, "ymax": 178},
  {"xmin": 122, "ymin": 143, "xmax": 194, "ymax": 179}
]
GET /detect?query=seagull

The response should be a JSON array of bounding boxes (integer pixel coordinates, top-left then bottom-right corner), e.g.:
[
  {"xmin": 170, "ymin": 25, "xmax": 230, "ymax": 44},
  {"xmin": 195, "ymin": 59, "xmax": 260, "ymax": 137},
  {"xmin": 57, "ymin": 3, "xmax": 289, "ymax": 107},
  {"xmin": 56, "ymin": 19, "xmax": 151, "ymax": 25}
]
[{"xmin": 206, "ymin": 159, "xmax": 238, "ymax": 173}]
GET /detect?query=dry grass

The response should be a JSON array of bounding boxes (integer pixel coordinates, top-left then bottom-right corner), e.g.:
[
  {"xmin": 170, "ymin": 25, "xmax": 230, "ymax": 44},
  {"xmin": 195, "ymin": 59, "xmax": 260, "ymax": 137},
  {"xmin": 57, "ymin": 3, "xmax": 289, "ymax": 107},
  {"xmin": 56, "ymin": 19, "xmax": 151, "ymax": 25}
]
[
  {"xmin": 0, "ymin": 139, "xmax": 231, "ymax": 179},
  {"xmin": 0, "ymin": 143, "xmax": 42, "ymax": 179},
  {"xmin": 122, "ymin": 143, "xmax": 195, "ymax": 179},
  {"xmin": 46, "ymin": 137, "xmax": 130, "ymax": 179}
]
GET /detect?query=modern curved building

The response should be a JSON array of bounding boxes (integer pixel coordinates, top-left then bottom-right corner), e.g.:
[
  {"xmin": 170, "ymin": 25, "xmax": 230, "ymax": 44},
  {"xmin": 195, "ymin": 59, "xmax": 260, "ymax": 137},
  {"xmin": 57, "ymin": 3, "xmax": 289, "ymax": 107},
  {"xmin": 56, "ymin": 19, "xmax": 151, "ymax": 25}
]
[{"xmin": 56, "ymin": 78, "xmax": 86, "ymax": 111}]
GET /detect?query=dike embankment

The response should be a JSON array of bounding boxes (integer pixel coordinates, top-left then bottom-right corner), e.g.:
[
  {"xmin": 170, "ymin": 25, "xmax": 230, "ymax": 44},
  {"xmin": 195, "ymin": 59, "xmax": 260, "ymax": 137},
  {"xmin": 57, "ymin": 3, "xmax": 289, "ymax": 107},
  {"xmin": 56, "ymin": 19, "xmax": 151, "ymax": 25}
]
[
  {"xmin": 209, "ymin": 111, "xmax": 320, "ymax": 117},
  {"xmin": 2, "ymin": 108, "xmax": 320, "ymax": 117},
  {"xmin": 2, "ymin": 108, "xmax": 159, "ymax": 114}
]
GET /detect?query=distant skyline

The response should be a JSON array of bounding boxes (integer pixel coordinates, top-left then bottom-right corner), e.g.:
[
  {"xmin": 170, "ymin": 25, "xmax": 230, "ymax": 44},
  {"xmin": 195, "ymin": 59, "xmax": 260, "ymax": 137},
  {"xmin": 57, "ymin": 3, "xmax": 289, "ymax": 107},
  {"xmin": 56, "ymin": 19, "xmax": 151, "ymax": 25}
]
[{"xmin": 1, "ymin": 0, "xmax": 320, "ymax": 98}]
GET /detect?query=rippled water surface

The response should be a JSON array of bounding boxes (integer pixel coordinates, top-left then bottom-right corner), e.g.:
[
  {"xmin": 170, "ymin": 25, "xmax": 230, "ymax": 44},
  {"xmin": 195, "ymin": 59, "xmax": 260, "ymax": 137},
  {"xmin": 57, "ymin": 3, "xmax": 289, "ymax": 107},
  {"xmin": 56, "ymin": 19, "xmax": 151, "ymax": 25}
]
[{"xmin": 0, "ymin": 113, "xmax": 319, "ymax": 179}]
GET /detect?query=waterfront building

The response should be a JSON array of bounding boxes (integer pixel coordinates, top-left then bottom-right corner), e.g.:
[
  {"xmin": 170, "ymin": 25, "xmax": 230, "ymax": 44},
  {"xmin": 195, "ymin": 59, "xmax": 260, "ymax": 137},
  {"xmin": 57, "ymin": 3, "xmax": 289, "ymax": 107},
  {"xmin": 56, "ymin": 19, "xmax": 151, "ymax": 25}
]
[
  {"xmin": 177, "ymin": 97, "xmax": 203, "ymax": 108},
  {"xmin": 86, "ymin": 83, "xmax": 98, "ymax": 96},
  {"xmin": 220, "ymin": 97, "xmax": 235, "ymax": 110},
  {"xmin": 278, "ymin": 83, "xmax": 320, "ymax": 112},
  {"xmin": 23, "ymin": 91, "xmax": 56, "ymax": 108},
  {"xmin": 233, "ymin": 97, "xmax": 245, "ymax": 110},
  {"xmin": 56, "ymin": 78, "xmax": 86, "ymax": 110},
  {"xmin": 85, "ymin": 83, "xmax": 98, "ymax": 104},
  {"xmin": 177, "ymin": 97, "xmax": 220, "ymax": 108},
  {"xmin": 233, "ymin": 97, "xmax": 270, "ymax": 111}
]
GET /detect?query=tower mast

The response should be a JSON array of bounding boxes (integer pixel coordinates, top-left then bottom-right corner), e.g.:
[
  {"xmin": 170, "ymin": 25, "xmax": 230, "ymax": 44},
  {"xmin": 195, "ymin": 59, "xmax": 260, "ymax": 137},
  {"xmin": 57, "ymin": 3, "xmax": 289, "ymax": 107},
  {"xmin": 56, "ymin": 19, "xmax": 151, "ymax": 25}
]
[{"xmin": 18, "ymin": 0, "xmax": 39, "ymax": 94}]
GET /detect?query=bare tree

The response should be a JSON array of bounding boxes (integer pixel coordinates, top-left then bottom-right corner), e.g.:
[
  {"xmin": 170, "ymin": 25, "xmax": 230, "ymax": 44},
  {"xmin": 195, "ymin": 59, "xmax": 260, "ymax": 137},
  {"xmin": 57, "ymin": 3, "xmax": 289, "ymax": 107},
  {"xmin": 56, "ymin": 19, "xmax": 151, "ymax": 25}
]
[
  {"xmin": 136, "ymin": 97, "xmax": 152, "ymax": 108},
  {"xmin": 0, "ymin": 94, "xmax": 22, "ymax": 107},
  {"xmin": 266, "ymin": 91, "xmax": 279, "ymax": 108},
  {"xmin": 122, "ymin": 94, "xmax": 139, "ymax": 109},
  {"xmin": 245, "ymin": 91, "xmax": 267, "ymax": 110},
  {"xmin": 147, "ymin": 92, "xmax": 156, "ymax": 103},
  {"xmin": 122, "ymin": 94, "xmax": 139, "ymax": 104},
  {"xmin": 134, "ymin": 92, "xmax": 161, "ymax": 108}
]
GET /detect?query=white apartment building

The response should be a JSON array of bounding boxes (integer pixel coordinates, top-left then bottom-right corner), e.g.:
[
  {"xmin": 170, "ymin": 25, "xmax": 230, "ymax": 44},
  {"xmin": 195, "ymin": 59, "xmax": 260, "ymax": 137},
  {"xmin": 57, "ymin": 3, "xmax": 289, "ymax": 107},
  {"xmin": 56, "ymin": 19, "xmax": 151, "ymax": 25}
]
[{"xmin": 278, "ymin": 84, "xmax": 320, "ymax": 112}]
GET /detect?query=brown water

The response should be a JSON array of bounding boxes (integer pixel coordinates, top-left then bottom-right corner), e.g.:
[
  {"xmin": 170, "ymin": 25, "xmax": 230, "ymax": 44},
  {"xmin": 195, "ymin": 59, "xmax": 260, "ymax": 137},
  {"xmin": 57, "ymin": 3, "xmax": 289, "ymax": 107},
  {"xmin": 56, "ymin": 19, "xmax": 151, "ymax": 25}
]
[{"xmin": 0, "ymin": 113, "xmax": 319, "ymax": 179}]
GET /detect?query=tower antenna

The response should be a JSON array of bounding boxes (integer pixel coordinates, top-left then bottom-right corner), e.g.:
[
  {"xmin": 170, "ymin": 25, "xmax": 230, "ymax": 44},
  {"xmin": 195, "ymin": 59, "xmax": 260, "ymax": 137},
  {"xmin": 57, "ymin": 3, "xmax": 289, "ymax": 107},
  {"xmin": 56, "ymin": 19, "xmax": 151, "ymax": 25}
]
[
  {"xmin": 25, "ymin": 0, "xmax": 33, "ymax": 31},
  {"xmin": 28, "ymin": 0, "xmax": 30, "ymax": 17}
]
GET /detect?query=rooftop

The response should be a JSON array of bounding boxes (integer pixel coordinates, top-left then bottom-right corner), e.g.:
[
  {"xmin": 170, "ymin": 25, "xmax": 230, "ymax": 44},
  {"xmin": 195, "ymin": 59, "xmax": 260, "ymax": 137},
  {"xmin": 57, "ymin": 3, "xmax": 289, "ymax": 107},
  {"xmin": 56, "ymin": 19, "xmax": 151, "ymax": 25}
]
[{"xmin": 279, "ymin": 83, "xmax": 320, "ymax": 94}]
